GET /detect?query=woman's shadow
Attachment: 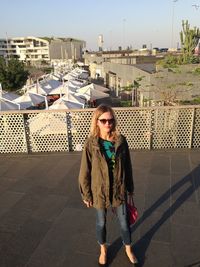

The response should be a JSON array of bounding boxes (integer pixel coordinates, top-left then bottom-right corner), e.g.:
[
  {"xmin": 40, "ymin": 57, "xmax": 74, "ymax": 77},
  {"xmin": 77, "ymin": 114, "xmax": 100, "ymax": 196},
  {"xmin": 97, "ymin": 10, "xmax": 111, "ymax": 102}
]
[{"xmin": 107, "ymin": 164, "xmax": 200, "ymax": 266}]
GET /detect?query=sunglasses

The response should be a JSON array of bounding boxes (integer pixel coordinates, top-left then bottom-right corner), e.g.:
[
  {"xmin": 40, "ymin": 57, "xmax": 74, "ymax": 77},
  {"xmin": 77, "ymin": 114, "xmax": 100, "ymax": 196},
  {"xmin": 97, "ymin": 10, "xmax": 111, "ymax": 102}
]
[{"xmin": 98, "ymin": 118, "xmax": 115, "ymax": 125}]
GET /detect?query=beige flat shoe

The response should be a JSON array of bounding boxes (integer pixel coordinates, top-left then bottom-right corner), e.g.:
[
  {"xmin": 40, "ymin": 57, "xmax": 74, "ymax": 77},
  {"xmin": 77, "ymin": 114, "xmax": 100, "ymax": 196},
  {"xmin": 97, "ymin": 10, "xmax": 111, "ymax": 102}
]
[
  {"xmin": 125, "ymin": 251, "xmax": 138, "ymax": 265},
  {"xmin": 98, "ymin": 253, "xmax": 107, "ymax": 266}
]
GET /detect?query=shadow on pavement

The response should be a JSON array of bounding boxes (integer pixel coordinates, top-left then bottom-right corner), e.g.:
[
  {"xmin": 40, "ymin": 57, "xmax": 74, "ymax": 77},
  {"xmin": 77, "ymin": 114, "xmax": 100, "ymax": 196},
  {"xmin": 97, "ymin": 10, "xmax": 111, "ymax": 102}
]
[{"xmin": 107, "ymin": 164, "xmax": 200, "ymax": 267}]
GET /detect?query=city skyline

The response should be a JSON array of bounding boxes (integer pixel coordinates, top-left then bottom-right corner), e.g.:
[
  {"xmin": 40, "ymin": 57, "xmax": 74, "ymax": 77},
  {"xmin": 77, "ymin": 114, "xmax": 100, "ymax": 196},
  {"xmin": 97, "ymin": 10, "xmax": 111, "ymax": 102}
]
[{"xmin": 1, "ymin": 0, "xmax": 200, "ymax": 51}]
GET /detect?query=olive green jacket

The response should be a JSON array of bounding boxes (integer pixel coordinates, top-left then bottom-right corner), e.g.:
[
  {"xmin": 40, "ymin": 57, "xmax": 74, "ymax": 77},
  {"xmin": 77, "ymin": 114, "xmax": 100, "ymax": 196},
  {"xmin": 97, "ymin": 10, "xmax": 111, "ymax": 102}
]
[{"xmin": 78, "ymin": 134, "xmax": 134, "ymax": 209}]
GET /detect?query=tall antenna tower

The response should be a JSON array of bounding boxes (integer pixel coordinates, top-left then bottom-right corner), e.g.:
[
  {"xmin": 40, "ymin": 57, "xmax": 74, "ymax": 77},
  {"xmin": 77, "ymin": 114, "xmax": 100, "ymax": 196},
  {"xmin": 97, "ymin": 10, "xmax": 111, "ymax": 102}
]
[{"xmin": 98, "ymin": 34, "xmax": 104, "ymax": 51}]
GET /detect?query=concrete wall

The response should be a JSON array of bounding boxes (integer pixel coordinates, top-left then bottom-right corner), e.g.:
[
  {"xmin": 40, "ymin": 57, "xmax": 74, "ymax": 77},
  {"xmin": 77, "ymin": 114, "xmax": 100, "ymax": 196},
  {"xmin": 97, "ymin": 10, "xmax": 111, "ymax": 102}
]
[
  {"xmin": 49, "ymin": 40, "xmax": 85, "ymax": 60},
  {"xmin": 101, "ymin": 62, "xmax": 200, "ymax": 104},
  {"xmin": 102, "ymin": 62, "xmax": 151, "ymax": 99},
  {"xmin": 85, "ymin": 50, "xmax": 200, "ymax": 104}
]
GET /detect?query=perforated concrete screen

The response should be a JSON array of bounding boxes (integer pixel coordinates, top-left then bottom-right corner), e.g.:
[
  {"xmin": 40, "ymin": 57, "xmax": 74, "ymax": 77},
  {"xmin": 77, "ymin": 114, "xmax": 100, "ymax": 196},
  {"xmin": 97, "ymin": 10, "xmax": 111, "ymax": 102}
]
[
  {"xmin": 0, "ymin": 113, "xmax": 27, "ymax": 153},
  {"xmin": 193, "ymin": 108, "xmax": 200, "ymax": 148},
  {"xmin": 67, "ymin": 110, "xmax": 93, "ymax": 151},
  {"xmin": 152, "ymin": 108, "xmax": 193, "ymax": 149},
  {"xmin": 25, "ymin": 111, "xmax": 68, "ymax": 152},
  {"xmin": 115, "ymin": 109, "xmax": 152, "ymax": 149},
  {"xmin": 0, "ymin": 106, "xmax": 200, "ymax": 154}
]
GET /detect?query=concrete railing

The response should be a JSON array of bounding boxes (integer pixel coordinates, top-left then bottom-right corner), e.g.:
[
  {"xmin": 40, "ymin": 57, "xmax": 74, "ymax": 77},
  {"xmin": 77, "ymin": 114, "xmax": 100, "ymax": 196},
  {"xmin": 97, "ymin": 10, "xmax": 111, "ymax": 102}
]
[{"xmin": 0, "ymin": 106, "xmax": 200, "ymax": 154}]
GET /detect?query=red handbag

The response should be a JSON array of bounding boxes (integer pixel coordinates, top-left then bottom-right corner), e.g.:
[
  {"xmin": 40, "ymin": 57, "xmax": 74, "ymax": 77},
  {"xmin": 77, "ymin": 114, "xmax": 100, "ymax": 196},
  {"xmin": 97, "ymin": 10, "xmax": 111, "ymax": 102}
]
[{"xmin": 127, "ymin": 196, "xmax": 138, "ymax": 225}]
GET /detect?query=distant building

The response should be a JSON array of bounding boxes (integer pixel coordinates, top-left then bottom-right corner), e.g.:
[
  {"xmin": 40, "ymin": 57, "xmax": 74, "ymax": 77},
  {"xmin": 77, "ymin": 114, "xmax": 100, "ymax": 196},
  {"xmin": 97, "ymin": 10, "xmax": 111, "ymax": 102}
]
[
  {"xmin": 48, "ymin": 37, "xmax": 86, "ymax": 61},
  {"xmin": 0, "ymin": 36, "xmax": 86, "ymax": 64},
  {"xmin": 98, "ymin": 34, "xmax": 103, "ymax": 52},
  {"xmin": 84, "ymin": 49, "xmax": 157, "ymax": 79},
  {"xmin": 0, "ymin": 36, "xmax": 50, "ymax": 63},
  {"xmin": 84, "ymin": 49, "xmax": 200, "ymax": 106}
]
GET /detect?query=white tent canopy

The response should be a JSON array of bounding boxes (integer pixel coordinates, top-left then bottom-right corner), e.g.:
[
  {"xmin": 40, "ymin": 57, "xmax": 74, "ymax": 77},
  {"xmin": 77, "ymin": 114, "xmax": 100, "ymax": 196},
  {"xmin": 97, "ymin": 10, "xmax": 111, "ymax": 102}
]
[
  {"xmin": 14, "ymin": 92, "xmax": 48, "ymax": 109},
  {"xmin": 78, "ymin": 71, "xmax": 89, "ymax": 80},
  {"xmin": 27, "ymin": 83, "xmax": 47, "ymax": 96},
  {"xmin": 0, "ymin": 97, "xmax": 20, "ymax": 111},
  {"xmin": 2, "ymin": 91, "xmax": 19, "ymax": 101},
  {"xmin": 80, "ymin": 83, "xmax": 109, "ymax": 93},
  {"xmin": 13, "ymin": 93, "xmax": 33, "ymax": 109},
  {"xmin": 71, "ymin": 68, "xmax": 89, "ymax": 80},
  {"xmin": 41, "ymin": 79, "xmax": 62, "ymax": 90},
  {"xmin": 54, "ymin": 93, "xmax": 85, "ymax": 106},
  {"xmin": 68, "ymin": 79, "xmax": 87, "ymax": 88},
  {"xmin": 62, "ymin": 72, "xmax": 77, "ymax": 81},
  {"xmin": 29, "ymin": 93, "xmax": 48, "ymax": 109},
  {"xmin": 75, "ymin": 86, "xmax": 109, "ymax": 101},
  {"xmin": 48, "ymin": 83, "xmax": 77, "ymax": 95},
  {"xmin": 62, "ymin": 93, "xmax": 85, "ymax": 105},
  {"xmin": 49, "ymin": 99, "xmax": 84, "ymax": 110},
  {"xmin": 0, "ymin": 83, "xmax": 20, "ymax": 102}
]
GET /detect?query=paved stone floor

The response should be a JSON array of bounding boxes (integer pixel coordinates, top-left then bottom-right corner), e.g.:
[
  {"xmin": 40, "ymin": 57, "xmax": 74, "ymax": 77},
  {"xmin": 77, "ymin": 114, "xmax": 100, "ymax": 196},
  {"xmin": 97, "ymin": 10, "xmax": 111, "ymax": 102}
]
[{"xmin": 0, "ymin": 149, "xmax": 200, "ymax": 267}]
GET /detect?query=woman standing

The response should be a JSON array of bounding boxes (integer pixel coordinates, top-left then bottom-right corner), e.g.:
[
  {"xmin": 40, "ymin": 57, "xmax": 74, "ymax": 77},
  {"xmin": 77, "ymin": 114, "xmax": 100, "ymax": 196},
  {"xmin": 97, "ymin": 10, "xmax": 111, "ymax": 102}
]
[{"xmin": 78, "ymin": 104, "xmax": 138, "ymax": 265}]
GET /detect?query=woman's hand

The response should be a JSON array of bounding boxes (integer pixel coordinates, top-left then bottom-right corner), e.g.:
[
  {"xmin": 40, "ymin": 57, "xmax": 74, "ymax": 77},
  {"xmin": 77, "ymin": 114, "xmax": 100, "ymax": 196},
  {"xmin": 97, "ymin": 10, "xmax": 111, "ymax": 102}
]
[{"xmin": 83, "ymin": 200, "xmax": 93, "ymax": 208}]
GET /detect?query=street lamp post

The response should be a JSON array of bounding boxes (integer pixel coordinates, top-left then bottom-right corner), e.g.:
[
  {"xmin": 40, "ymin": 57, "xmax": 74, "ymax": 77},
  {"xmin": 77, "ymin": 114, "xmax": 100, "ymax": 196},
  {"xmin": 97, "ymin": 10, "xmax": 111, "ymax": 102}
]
[
  {"xmin": 171, "ymin": 0, "xmax": 178, "ymax": 49},
  {"xmin": 123, "ymin": 18, "xmax": 126, "ymax": 50}
]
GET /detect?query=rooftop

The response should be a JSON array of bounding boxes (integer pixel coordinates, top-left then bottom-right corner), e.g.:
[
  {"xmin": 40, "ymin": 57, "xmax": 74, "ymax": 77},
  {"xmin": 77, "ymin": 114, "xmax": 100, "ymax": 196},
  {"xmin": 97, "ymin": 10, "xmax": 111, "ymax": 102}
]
[{"xmin": 0, "ymin": 149, "xmax": 200, "ymax": 267}]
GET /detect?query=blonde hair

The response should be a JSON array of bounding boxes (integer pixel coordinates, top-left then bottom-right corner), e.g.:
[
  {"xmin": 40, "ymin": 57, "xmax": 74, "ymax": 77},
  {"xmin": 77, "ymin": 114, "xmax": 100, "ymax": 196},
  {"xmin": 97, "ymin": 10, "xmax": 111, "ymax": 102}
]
[{"xmin": 90, "ymin": 104, "xmax": 118, "ymax": 139}]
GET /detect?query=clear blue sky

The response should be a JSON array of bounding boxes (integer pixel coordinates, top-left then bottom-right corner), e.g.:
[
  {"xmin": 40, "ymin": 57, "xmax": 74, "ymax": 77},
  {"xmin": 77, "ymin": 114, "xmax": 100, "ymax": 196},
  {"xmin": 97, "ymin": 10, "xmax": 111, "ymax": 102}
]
[{"xmin": 1, "ymin": 0, "xmax": 200, "ymax": 51}]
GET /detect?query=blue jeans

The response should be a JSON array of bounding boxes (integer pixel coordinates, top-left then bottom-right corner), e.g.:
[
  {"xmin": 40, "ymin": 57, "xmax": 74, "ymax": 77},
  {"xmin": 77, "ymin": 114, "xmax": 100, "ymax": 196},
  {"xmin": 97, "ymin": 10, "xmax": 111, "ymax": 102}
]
[{"xmin": 96, "ymin": 204, "xmax": 131, "ymax": 245}]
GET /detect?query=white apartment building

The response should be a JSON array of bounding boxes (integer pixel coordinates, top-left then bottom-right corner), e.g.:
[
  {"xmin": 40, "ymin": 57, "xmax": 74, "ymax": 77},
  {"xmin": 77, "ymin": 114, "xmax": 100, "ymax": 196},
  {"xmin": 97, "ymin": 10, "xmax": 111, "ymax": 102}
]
[
  {"xmin": 0, "ymin": 36, "xmax": 86, "ymax": 65},
  {"xmin": 0, "ymin": 36, "xmax": 50, "ymax": 63}
]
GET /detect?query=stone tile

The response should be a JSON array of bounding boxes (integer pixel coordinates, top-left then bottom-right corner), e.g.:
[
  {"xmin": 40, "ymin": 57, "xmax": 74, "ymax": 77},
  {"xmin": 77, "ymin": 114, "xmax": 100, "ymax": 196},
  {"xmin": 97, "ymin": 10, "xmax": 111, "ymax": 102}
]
[
  {"xmin": 171, "ymin": 172, "xmax": 191, "ymax": 183},
  {"xmin": 0, "ymin": 191, "xmax": 48, "ymax": 233},
  {"xmin": 0, "ymin": 218, "xmax": 51, "ymax": 267},
  {"xmin": 171, "ymin": 224, "xmax": 200, "ymax": 267},
  {"xmin": 49, "ymin": 161, "xmax": 80, "ymax": 196},
  {"xmin": 171, "ymin": 153, "xmax": 190, "ymax": 174},
  {"xmin": 141, "ymin": 240, "xmax": 172, "ymax": 267},
  {"xmin": 191, "ymin": 164, "xmax": 200, "ymax": 202},
  {"xmin": 1, "ymin": 157, "xmax": 38, "ymax": 180},
  {"xmin": 189, "ymin": 150, "xmax": 200, "ymax": 166},
  {"xmin": 32, "ymin": 194, "xmax": 68, "ymax": 222},
  {"xmin": 0, "ymin": 176, "xmax": 18, "ymax": 191},
  {"xmin": 25, "ymin": 207, "xmax": 96, "ymax": 267},
  {"xmin": 144, "ymin": 191, "xmax": 171, "ymax": 213},
  {"xmin": 0, "ymin": 191, "xmax": 25, "ymax": 218},
  {"xmin": 146, "ymin": 174, "xmax": 170, "ymax": 195},
  {"xmin": 170, "ymin": 200, "xmax": 200, "ymax": 227},
  {"xmin": 170, "ymin": 174, "xmax": 197, "ymax": 203},
  {"xmin": 149, "ymin": 155, "xmax": 170, "ymax": 176},
  {"xmin": 133, "ymin": 151, "xmax": 153, "ymax": 166},
  {"xmin": 0, "ymin": 185, "xmax": 10, "ymax": 195},
  {"xmin": 0, "ymin": 251, "xmax": 23, "ymax": 267},
  {"xmin": 0, "ymin": 159, "xmax": 17, "ymax": 177},
  {"xmin": 140, "ymin": 211, "xmax": 171, "ymax": 243},
  {"xmin": 73, "ymin": 233, "xmax": 98, "ymax": 255},
  {"xmin": 134, "ymin": 181, "xmax": 147, "ymax": 195},
  {"xmin": 9, "ymin": 178, "xmax": 37, "ymax": 193},
  {"xmin": 62, "ymin": 251, "xmax": 98, "ymax": 267},
  {"xmin": 0, "ymin": 150, "xmax": 200, "ymax": 267},
  {"xmin": 0, "ymin": 207, "xmax": 31, "ymax": 233},
  {"xmin": 0, "ymin": 231, "xmax": 13, "ymax": 253},
  {"xmin": 133, "ymin": 169, "xmax": 149, "ymax": 184},
  {"xmin": 106, "ymin": 247, "xmax": 139, "ymax": 267}
]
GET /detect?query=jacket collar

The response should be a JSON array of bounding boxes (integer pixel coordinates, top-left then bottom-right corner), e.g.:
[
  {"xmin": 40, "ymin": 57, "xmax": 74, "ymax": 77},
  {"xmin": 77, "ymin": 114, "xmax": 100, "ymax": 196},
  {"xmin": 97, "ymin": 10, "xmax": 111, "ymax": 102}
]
[{"xmin": 90, "ymin": 134, "xmax": 124, "ymax": 151}]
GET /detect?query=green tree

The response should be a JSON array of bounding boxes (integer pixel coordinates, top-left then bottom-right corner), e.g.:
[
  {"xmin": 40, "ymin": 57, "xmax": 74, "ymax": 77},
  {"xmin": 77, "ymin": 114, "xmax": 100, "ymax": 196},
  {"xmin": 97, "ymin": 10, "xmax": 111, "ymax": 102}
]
[
  {"xmin": 121, "ymin": 76, "xmax": 144, "ymax": 106},
  {"xmin": 0, "ymin": 57, "xmax": 29, "ymax": 91},
  {"xmin": 180, "ymin": 20, "xmax": 200, "ymax": 63}
]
